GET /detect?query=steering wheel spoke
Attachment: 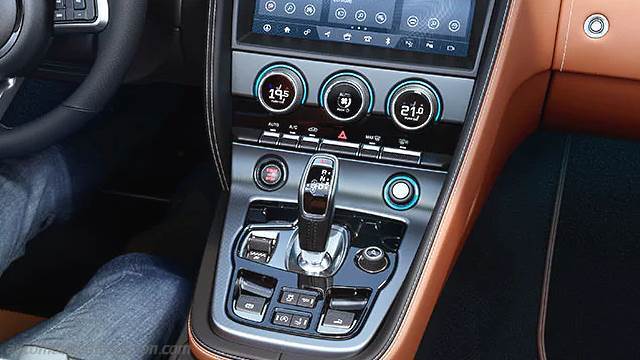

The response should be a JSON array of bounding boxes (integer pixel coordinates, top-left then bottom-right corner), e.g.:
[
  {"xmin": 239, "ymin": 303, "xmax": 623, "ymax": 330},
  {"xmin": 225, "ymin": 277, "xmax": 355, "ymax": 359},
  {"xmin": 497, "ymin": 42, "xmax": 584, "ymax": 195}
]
[
  {"xmin": 0, "ymin": 77, "xmax": 22, "ymax": 130},
  {"xmin": 53, "ymin": 0, "xmax": 109, "ymax": 34}
]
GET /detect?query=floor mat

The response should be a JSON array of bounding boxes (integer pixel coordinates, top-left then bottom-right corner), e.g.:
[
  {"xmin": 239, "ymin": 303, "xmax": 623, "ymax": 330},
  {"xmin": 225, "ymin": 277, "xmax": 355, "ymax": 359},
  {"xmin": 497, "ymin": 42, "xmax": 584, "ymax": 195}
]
[
  {"xmin": 544, "ymin": 136, "xmax": 640, "ymax": 359},
  {"xmin": 417, "ymin": 132, "xmax": 567, "ymax": 359}
]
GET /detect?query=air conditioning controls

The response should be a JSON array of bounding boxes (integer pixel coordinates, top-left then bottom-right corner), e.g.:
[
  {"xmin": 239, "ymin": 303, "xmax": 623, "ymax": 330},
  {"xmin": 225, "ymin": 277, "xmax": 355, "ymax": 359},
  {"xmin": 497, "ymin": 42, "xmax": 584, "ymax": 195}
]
[
  {"xmin": 386, "ymin": 80, "xmax": 442, "ymax": 132},
  {"xmin": 320, "ymin": 73, "xmax": 373, "ymax": 123},
  {"xmin": 255, "ymin": 64, "xmax": 307, "ymax": 115}
]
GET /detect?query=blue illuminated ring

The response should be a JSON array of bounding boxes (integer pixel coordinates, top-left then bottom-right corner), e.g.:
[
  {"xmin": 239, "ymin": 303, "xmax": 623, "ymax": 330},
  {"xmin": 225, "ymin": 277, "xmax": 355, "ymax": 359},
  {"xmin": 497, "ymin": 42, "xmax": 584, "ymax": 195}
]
[
  {"xmin": 385, "ymin": 80, "xmax": 443, "ymax": 123},
  {"xmin": 318, "ymin": 72, "xmax": 374, "ymax": 113},
  {"xmin": 253, "ymin": 64, "xmax": 308, "ymax": 105},
  {"xmin": 383, "ymin": 175, "xmax": 420, "ymax": 211}
]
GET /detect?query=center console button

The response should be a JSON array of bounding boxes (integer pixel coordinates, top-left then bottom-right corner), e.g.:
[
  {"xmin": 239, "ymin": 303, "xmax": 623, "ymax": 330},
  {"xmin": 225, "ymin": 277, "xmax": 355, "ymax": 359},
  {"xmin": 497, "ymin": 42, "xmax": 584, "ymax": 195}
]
[
  {"xmin": 380, "ymin": 147, "xmax": 421, "ymax": 165},
  {"xmin": 279, "ymin": 134, "xmax": 300, "ymax": 148},
  {"xmin": 299, "ymin": 136, "xmax": 320, "ymax": 151},
  {"xmin": 356, "ymin": 246, "xmax": 389, "ymax": 273},
  {"xmin": 387, "ymin": 80, "xmax": 442, "ymax": 131},
  {"xmin": 235, "ymin": 295, "xmax": 267, "ymax": 318},
  {"xmin": 319, "ymin": 140, "xmax": 360, "ymax": 156},
  {"xmin": 359, "ymin": 144, "xmax": 381, "ymax": 160},
  {"xmin": 259, "ymin": 131, "xmax": 281, "ymax": 146},
  {"xmin": 297, "ymin": 293, "xmax": 318, "ymax": 308},
  {"xmin": 254, "ymin": 157, "xmax": 287, "ymax": 191},
  {"xmin": 255, "ymin": 64, "xmax": 307, "ymax": 114},
  {"xmin": 383, "ymin": 175, "xmax": 420, "ymax": 211},
  {"xmin": 272, "ymin": 312, "xmax": 293, "ymax": 327},
  {"xmin": 320, "ymin": 73, "xmax": 373, "ymax": 123},
  {"xmin": 290, "ymin": 314, "xmax": 311, "ymax": 330},
  {"xmin": 280, "ymin": 291, "xmax": 300, "ymax": 306},
  {"xmin": 320, "ymin": 310, "xmax": 355, "ymax": 331}
]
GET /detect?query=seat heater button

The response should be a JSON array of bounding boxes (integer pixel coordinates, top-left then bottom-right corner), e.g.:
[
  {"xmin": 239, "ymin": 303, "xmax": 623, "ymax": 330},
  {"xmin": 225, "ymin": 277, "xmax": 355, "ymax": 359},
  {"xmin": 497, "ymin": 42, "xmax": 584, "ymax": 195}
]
[
  {"xmin": 290, "ymin": 314, "xmax": 311, "ymax": 329},
  {"xmin": 280, "ymin": 291, "xmax": 300, "ymax": 306},
  {"xmin": 322, "ymin": 309, "xmax": 355, "ymax": 329},
  {"xmin": 297, "ymin": 293, "xmax": 318, "ymax": 308},
  {"xmin": 235, "ymin": 295, "xmax": 266, "ymax": 316},
  {"xmin": 272, "ymin": 312, "xmax": 293, "ymax": 327}
]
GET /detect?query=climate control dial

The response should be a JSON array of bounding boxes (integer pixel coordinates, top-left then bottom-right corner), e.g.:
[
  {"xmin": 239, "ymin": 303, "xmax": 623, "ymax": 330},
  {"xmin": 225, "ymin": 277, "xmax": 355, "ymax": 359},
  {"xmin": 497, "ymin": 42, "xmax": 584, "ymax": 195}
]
[
  {"xmin": 387, "ymin": 81, "xmax": 442, "ymax": 131},
  {"xmin": 320, "ymin": 73, "xmax": 373, "ymax": 123},
  {"xmin": 255, "ymin": 64, "xmax": 307, "ymax": 115}
]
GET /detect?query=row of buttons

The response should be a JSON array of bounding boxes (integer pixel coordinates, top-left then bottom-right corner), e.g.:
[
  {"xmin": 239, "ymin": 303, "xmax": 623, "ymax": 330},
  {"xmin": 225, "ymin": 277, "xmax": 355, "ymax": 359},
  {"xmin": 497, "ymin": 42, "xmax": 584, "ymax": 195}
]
[
  {"xmin": 54, "ymin": 0, "xmax": 96, "ymax": 22},
  {"xmin": 248, "ymin": 130, "xmax": 450, "ymax": 169},
  {"xmin": 280, "ymin": 288, "xmax": 318, "ymax": 308},
  {"xmin": 272, "ymin": 311, "xmax": 311, "ymax": 330}
]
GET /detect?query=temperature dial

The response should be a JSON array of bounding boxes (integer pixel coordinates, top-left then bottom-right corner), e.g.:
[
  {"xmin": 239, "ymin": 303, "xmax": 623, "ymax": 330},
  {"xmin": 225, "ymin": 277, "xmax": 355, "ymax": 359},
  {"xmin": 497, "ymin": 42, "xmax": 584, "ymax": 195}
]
[
  {"xmin": 387, "ymin": 81, "xmax": 442, "ymax": 131},
  {"xmin": 320, "ymin": 73, "xmax": 373, "ymax": 123},
  {"xmin": 255, "ymin": 65, "xmax": 307, "ymax": 115}
]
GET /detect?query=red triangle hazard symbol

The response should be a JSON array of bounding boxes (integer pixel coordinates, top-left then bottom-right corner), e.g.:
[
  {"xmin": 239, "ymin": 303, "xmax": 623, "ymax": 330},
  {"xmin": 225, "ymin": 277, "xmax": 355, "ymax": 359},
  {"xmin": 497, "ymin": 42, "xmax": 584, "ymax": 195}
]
[{"xmin": 338, "ymin": 131, "xmax": 348, "ymax": 140}]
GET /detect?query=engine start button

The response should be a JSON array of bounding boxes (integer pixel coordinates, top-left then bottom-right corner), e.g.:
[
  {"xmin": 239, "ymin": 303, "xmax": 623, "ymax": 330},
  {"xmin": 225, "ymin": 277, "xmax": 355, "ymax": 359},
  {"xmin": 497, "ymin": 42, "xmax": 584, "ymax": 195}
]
[{"xmin": 254, "ymin": 157, "xmax": 288, "ymax": 191}]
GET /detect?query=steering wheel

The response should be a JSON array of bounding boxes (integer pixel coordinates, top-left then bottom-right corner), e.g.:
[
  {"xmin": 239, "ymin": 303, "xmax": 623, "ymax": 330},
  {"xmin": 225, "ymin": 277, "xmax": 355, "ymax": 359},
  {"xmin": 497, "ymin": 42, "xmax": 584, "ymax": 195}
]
[{"xmin": 0, "ymin": 0, "xmax": 147, "ymax": 158}]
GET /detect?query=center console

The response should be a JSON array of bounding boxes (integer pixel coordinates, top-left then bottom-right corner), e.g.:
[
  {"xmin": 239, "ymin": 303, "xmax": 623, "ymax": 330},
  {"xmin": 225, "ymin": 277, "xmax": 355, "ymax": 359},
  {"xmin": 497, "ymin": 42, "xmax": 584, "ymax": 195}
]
[{"xmin": 190, "ymin": 0, "xmax": 500, "ymax": 358}]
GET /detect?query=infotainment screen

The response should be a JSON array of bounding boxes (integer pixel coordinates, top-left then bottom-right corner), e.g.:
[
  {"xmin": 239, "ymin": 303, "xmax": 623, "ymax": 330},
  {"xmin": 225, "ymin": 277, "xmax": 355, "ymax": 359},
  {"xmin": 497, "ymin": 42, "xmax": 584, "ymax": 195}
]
[{"xmin": 251, "ymin": 0, "xmax": 476, "ymax": 57}]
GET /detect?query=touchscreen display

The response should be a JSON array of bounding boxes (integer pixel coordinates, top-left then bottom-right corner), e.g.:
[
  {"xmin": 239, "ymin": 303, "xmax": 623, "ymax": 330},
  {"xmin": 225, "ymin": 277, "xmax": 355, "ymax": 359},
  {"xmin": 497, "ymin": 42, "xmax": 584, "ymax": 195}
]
[{"xmin": 251, "ymin": 0, "xmax": 476, "ymax": 57}]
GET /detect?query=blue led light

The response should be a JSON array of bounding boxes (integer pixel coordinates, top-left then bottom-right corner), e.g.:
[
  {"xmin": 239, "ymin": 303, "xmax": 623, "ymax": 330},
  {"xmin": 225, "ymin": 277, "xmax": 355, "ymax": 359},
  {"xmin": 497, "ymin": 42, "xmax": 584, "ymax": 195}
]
[{"xmin": 383, "ymin": 175, "xmax": 420, "ymax": 211}]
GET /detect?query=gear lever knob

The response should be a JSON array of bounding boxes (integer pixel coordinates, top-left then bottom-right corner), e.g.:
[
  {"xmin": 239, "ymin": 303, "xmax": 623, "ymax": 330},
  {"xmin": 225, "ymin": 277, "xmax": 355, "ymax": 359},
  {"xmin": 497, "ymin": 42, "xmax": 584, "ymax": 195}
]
[{"xmin": 298, "ymin": 154, "xmax": 339, "ymax": 253}]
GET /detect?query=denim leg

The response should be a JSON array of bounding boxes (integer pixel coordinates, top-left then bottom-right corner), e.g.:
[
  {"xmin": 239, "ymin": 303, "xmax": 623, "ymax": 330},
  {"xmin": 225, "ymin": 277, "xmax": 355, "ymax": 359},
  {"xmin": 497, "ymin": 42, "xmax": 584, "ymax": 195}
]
[
  {"xmin": 0, "ymin": 253, "xmax": 191, "ymax": 360},
  {"xmin": 0, "ymin": 147, "xmax": 72, "ymax": 277}
]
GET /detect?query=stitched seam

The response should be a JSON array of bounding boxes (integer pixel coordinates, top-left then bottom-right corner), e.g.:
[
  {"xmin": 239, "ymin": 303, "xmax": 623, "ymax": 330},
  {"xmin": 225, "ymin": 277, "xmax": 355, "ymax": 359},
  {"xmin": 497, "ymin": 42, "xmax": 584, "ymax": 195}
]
[
  {"xmin": 205, "ymin": 0, "xmax": 230, "ymax": 191},
  {"xmin": 27, "ymin": 271, "xmax": 142, "ymax": 344},
  {"xmin": 379, "ymin": 0, "xmax": 517, "ymax": 357},
  {"xmin": 559, "ymin": 0, "xmax": 575, "ymax": 72}
]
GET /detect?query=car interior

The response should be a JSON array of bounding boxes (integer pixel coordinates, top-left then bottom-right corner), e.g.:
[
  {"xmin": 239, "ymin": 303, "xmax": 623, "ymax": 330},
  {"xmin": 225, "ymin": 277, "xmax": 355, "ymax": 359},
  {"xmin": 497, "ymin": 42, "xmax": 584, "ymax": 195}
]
[{"xmin": 1, "ymin": 0, "xmax": 640, "ymax": 359}]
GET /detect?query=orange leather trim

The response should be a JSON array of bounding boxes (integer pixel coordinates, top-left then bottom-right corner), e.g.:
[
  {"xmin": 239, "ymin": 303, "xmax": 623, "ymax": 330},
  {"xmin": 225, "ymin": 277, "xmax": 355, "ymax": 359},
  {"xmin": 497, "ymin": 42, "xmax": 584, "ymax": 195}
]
[
  {"xmin": 382, "ymin": 0, "xmax": 560, "ymax": 357},
  {"xmin": 544, "ymin": 72, "xmax": 640, "ymax": 139},
  {"xmin": 188, "ymin": 317, "xmax": 227, "ymax": 360},
  {"xmin": 0, "ymin": 310, "xmax": 45, "ymax": 343},
  {"xmin": 553, "ymin": 0, "xmax": 640, "ymax": 81},
  {"xmin": 190, "ymin": 0, "xmax": 561, "ymax": 358}
]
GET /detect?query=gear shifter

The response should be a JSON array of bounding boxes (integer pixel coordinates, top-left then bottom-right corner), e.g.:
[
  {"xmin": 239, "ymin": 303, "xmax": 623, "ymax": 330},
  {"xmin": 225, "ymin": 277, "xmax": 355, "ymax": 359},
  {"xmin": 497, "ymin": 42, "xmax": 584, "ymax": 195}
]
[{"xmin": 298, "ymin": 154, "xmax": 338, "ymax": 253}]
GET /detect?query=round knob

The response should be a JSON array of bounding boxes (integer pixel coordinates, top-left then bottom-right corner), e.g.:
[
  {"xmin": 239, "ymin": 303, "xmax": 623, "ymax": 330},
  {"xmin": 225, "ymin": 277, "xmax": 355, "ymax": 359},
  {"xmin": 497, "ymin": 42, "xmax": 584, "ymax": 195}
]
[
  {"xmin": 255, "ymin": 64, "xmax": 307, "ymax": 115},
  {"xmin": 320, "ymin": 73, "xmax": 373, "ymax": 123},
  {"xmin": 383, "ymin": 175, "xmax": 420, "ymax": 211},
  {"xmin": 357, "ymin": 246, "xmax": 388, "ymax": 274},
  {"xmin": 386, "ymin": 80, "xmax": 442, "ymax": 132}
]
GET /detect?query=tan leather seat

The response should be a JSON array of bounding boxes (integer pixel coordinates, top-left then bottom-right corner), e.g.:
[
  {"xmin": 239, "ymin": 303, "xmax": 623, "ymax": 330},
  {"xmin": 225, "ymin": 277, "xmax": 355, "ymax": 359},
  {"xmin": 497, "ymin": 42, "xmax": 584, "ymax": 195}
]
[{"xmin": 0, "ymin": 309, "xmax": 45, "ymax": 342}]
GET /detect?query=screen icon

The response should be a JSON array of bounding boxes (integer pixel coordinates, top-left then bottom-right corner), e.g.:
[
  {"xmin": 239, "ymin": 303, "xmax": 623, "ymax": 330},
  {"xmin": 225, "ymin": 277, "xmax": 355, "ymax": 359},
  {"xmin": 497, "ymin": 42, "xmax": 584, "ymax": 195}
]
[
  {"xmin": 304, "ymin": 4, "xmax": 316, "ymax": 16},
  {"xmin": 355, "ymin": 10, "xmax": 367, "ymax": 22},
  {"xmin": 335, "ymin": 8, "xmax": 347, "ymax": 20},
  {"xmin": 303, "ymin": 28, "xmax": 312, "ymax": 36},
  {"xmin": 363, "ymin": 35, "xmax": 373, "ymax": 43},
  {"xmin": 284, "ymin": 26, "xmax": 292, "ymax": 34},
  {"xmin": 284, "ymin": 2, "xmax": 296, "ymax": 14},
  {"xmin": 448, "ymin": 20, "xmax": 461, "ymax": 32},
  {"xmin": 446, "ymin": 44, "xmax": 457, "ymax": 52},
  {"xmin": 324, "ymin": 30, "xmax": 332, "ymax": 37},
  {"xmin": 343, "ymin": 32, "xmax": 352, "ymax": 41},
  {"xmin": 265, "ymin": 0, "xmax": 276, "ymax": 12},
  {"xmin": 385, "ymin": 37, "xmax": 392, "ymax": 46},
  {"xmin": 407, "ymin": 15, "xmax": 419, "ymax": 28},
  {"xmin": 375, "ymin": 12, "xmax": 388, "ymax": 25},
  {"xmin": 262, "ymin": 24, "xmax": 272, "ymax": 33},
  {"xmin": 428, "ymin": 18, "xmax": 440, "ymax": 30}
]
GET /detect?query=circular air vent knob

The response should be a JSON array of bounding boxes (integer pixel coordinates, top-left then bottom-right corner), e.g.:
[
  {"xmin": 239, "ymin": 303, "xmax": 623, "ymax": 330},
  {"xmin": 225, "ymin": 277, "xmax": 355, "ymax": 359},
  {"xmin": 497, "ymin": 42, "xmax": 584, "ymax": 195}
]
[{"xmin": 255, "ymin": 64, "xmax": 307, "ymax": 115}]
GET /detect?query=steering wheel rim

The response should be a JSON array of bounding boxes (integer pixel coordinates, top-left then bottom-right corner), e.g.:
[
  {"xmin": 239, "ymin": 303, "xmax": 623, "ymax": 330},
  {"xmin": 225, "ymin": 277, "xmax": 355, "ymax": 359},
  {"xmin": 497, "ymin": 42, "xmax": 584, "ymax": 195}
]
[{"xmin": 0, "ymin": 0, "xmax": 147, "ymax": 158}]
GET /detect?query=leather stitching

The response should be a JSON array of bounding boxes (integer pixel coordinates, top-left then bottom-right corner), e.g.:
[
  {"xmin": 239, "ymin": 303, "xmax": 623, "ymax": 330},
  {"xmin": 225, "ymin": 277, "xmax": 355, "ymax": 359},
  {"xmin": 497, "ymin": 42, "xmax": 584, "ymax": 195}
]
[{"xmin": 559, "ymin": 0, "xmax": 575, "ymax": 72}]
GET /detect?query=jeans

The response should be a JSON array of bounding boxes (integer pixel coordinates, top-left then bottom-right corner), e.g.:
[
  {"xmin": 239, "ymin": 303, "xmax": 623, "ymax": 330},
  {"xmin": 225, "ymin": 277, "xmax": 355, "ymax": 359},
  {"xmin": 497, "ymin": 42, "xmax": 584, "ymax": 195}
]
[{"xmin": 0, "ymin": 148, "xmax": 191, "ymax": 359}]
